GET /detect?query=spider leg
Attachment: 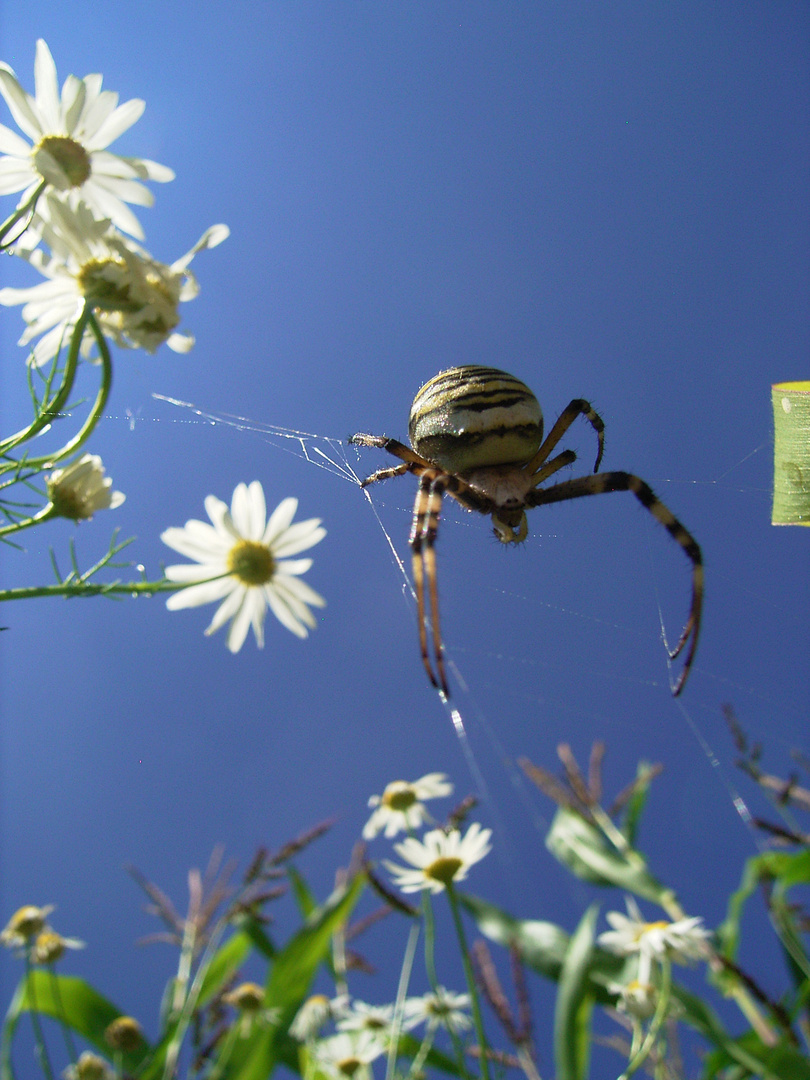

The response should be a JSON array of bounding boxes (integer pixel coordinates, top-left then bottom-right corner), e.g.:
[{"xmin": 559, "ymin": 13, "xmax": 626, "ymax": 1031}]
[
  {"xmin": 530, "ymin": 449, "xmax": 577, "ymax": 487},
  {"xmin": 527, "ymin": 471, "xmax": 703, "ymax": 695},
  {"xmin": 358, "ymin": 462, "xmax": 411, "ymax": 486},
  {"xmin": 350, "ymin": 433, "xmax": 434, "ymax": 470},
  {"xmin": 525, "ymin": 399, "xmax": 605, "ymax": 475},
  {"xmin": 410, "ymin": 472, "xmax": 450, "ymax": 697}
]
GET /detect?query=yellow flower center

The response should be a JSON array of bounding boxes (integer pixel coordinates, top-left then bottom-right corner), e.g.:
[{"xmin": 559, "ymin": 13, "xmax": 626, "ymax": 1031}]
[
  {"xmin": 104, "ymin": 1016, "xmax": 143, "ymax": 1052},
  {"xmin": 382, "ymin": 784, "xmax": 416, "ymax": 812},
  {"xmin": 33, "ymin": 931, "xmax": 65, "ymax": 964},
  {"xmin": 226, "ymin": 983, "xmax": 265, "ymax": 1011},
  {"xmin": 362, "ymin": 1016, "xmax": 387, "ymax": 1030},
  {"xmin": 34, "ymin": 135, "xmax": 91, "ymax": 188},
  {"xmin": 78, "ymin": 258, "xmax": 138, "ymax": 312},
  {"xmin": 643, "ymin": 921, "xmax": 670, "ymax": 934},
  {"xmin": 424, "ymin": 856, "xmax": 463, "ymax": 886},
  {"xmin": 337, "ymin": 1057, "xmax": 362, "ymax": 1077},
  {"xmin": 227, "ymin": 540, "xmax": 275, "ymax": 585},
  {"xmin": 3, "ymin": 906, "xmax": 48, "ymax": 942}
]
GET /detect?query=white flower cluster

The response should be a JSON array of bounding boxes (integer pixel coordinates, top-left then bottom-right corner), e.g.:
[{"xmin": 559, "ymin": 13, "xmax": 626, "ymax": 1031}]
[
  {"xmin": 290, "ymin": 988, "xmax": 473, "ymax": 1078},
  {"xmin": 0, "ymin": 39, "xmax": 228, "ymax": 367}
]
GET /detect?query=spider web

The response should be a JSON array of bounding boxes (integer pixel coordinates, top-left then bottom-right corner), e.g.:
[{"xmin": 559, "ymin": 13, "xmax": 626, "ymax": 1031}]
[{"xmin": 138, "ymin": 394, "xmax": 782, "ymax": 852}]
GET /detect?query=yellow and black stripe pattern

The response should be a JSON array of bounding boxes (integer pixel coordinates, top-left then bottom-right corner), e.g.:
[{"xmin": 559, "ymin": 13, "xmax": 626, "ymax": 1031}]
[{"xmin": 408, "ymin": 365, "xmax": 544, "ymax": 472}]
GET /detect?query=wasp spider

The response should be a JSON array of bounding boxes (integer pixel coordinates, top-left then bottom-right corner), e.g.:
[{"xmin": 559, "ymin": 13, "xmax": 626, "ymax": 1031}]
[{"xmin": 351, "ymin": 365, "xmax": 703, "ymax": 698}]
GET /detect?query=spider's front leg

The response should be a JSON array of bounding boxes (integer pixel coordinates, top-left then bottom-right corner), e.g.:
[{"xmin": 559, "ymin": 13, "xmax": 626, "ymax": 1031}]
[{"xmin": 349, "ymin": 433, "xmax": 435, "ymax": 486}]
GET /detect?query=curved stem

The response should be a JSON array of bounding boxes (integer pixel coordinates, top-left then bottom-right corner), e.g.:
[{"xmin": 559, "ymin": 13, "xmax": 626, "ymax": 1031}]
[
  {"xmin": 0, "ymin": 506, "xmax": 56, "ymax": 540},
  {"xmin": 0, "ymin": 302, "xmax": 92, "ymax": 458},
  {"xmin": 0, "ymin": 180, "xmax": 47, "ymax": 248}
]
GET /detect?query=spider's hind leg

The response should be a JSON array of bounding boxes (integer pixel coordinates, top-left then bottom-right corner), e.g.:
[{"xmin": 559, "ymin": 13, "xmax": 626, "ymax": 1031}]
[{"xmin": 410, "ymin": 472, "xmax": 450, "ymax": 697}]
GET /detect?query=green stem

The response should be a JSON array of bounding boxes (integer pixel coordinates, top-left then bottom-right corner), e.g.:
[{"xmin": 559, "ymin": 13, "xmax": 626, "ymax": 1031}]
[
  {"xmin": 446, "ymin": 883, "xmax": 489, "ymax": 1080},
  {"xmin": 46, "ymin": 968, "xmax": 79, "ymax": 1066},
  {"xmin": 0, "ymin": 506, "xmax": 57, "ymax": 539},
  {"xmin": 2, "ymin": 311, "xmax": 114, "ymax": 473},
  {"xmin": 407, "ymin": 1024, "xmax": 437, "ymax": 1080},
  {"xmin": 0, "ymin": 304, "xmax": 90, "ymax": 457},
  {"xmin": 0, "ymin": 180, "xmax": 47, "ymax": 248},
  {"xmin": 618, "ymin": 958, "xmax": 671, "ymax": 1080},
  {"xmin": 23, "ymin": 961, "xmax": 55, "ymax": 1080},
  {"xmin": 206, "ymin": 1021, "xmax": 241, "ymax": 1080},
  {"xmin": 421, "ymin": 891, "xmax": 438, "ymax": 992},
  {"xmin": 386, "ymin": 920, "xmax": 420, "ymax": 1080},
  {"xmin": 0, "ymin": 580, "xmax": 182, "ymax": 602}
]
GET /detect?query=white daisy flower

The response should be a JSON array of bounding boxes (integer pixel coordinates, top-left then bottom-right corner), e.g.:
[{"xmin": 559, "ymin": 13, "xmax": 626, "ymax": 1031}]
[
  {"xmin": 0, "ymin": 905, "xmax": 55, "ymax": 949},
  {"xmin": 0, "ymin": 197, "xmax": 228, "ymax": 367},
  {"xmin": 383, "ymin": 823, "xmax": 492, "ymax": 895},
  {"xmin": 363, "ymin": 773, "xmax": 453, "ymax": 840},
  {"xmin": 336, "ymin": 1001, "xmax": 397, "ymax": 1037},
  {"xmin": 289, "ymin": 994, "xmax": 349, "ymax": 1042},
  {"xmin": 312, "ymin": 1030, "xmax": 387, "ymax": 1080},
  {"xmin": 45, "ymin": 453, "xmax": 124, "ymax": 521},
  {"xmin": 404, "ymin": 987, "xmax": 472, "ymax": 1034},
  {"xmin": 598, "ymin": 897, "xmax": 711, "ymax": 985},
  {"xmin": 161, "ymin": 482, "xmax": 326, "ymax": 653},
  {"xmin": 0, "ymin": 39, "xmax": 174, "ymax": 239}
]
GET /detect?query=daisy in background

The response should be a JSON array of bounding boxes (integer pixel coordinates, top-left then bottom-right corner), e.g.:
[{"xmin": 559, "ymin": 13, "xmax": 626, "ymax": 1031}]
[
  {"xmin": 598, "ymin": 896, "xmax": 711, "ymax": 988},
  {"xmin": 289, "ymin": 994, "xmax": 349, "ymax": 1042},
  {"xmin": 46, "ymin": 453, "xmax": 124, "ymax": 521},
  {"xmin": 161, "ymin": 481, "xmax": 326, "ymax": 653},
  {"xmin": 384, "ymin": 822, "xmax": 492, "ymax": 895},
  {"xmin": 0, "ymin": 196, "xmax": 228, "ymax": 367},
  {"xmin": 363, "ymin": 773, "xmax": 453, "ymax": 840},
  {"xmin": 0, "ymin": 38, "xmax": 173, "ymax": 240},
  {"xmin": 310, "ymin": 1030, "xmax": 387, "ymax": 1080},
  {"xmin": 404, "ymin": 987, "xmax": 472, "ymax": 1035}
]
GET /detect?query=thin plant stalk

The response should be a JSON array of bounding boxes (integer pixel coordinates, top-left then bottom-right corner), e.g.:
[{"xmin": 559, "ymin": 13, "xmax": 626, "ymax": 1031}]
[
  {"xmin": 446, "ymin": 883, "xmax": 489, "ymax": 1080},
  {"xmin": 22, "ymin": 959, "xmax": 55, "ymax": 1080}
]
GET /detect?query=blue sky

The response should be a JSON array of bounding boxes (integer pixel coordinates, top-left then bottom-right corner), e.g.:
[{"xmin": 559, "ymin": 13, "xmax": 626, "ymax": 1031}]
[{"xmin": 1, "ymin": 1, "xmax": 808, "ymax": 1074}]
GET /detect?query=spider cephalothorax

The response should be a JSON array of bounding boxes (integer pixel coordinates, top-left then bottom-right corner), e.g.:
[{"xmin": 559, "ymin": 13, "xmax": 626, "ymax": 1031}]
[{"xmin": 351, "ymin": 365, "xmax": 702, "ymax": 698}]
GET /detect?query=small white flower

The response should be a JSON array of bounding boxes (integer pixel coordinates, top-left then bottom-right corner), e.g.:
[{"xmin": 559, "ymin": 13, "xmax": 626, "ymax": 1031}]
[
  {"xmin": 62, "ymin": 1051, "xmax": 115, "ymax": 1080},
  {"xmin": 0, "ymin": 39, "xmax": 174, "ymax": 238},
  {"xmin": 0, "ymin": 905, "xmax": 55, "ymax": 949},
  {"xmin": 336, "ymin": 1001, "xmax": 396, "ymax": 1036},
  {"xmin": 404, "ymin": 987, "xmax": 472, "ymax": 1034},
  {"xmin": 383, "ymin": 823, "xmax": 492, "ymax": 894},
  {"xmin": 606, "ymin": 978, "xmax": 658, "ymax": 1020},
  {"xmin": 45, "ymin": 453, "xmax": 124, "ymax": 521},
  {"xmin": 289, "ymin": 994, "xmax": 349, "ymax": 1042},
  {"xmin": 312, "ymin": 1030, "xmax": 387, "ymax": 1080},
  {"xmin": 162, "ymin": 482, "xmax": 326, "ymax": 653},
  {"xmin": 0, "ymin": 197, "xmax": 228, "ymax": 367},
  {"xmin": 363, "ymin": 773, "xmax": 453, "ymax": 840},
  {"xmin": 31, "ymin": 929, "xmax": 86, "ymax": 965},
  {"xmin": 598, "ymin": 897, "xmax": 711, "ymax": 985}
]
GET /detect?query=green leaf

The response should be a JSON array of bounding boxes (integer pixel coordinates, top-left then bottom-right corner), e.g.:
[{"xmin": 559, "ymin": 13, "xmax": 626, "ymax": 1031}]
[
  {"xmin": 718, "ymin": 849, "xmax": 810, "ymax": 991},
  {"xmin": 288, "ymin": 864, "xmax": 318, "ymax": 920},
  {"xmin": 7, "ymin": 971, "xmax": 150, "ymax": 1073},
  {"xmin": 702, "ymin": 1030, "xmax": 810, "ymax": 1080},
  {"xmin": 554, "ymin": 905, "xmax": 597, "ymax": 1080},
  {"xmin": 545, "ymin": 807, "xmax": 666, "ymax": 902},
  {"xmin": 620, "ymin": 761, "xmax": 657, "ymax": 847},
  {"xmin": 196, "ymin": 929, "xmax": 254, "ymax": 1008}
]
